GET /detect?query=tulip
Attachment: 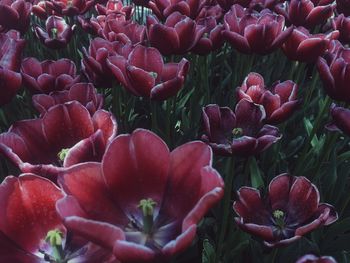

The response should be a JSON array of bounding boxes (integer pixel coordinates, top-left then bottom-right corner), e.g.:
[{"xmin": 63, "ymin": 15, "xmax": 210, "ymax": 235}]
[
  {"xmin": 237, "ymin": 72, "xmax": 299, "ymax": 124},
  {"xmin": 0, "ymin": 174, "xmax": 115, "ymax": 262},
  {"xmin": 0, "ymin": 0, "xmax": 31, "ymax": 34},
  {"xmin": 332, "ymin": 14, "xmax": 350, "ymax": 44},
  {"xmin": 317, "ymin": 40, "xmax": 350, "ymax": 103},
  {"xmin": 234, "ymin": 174, "xmax": 338, "ymax": 247},
  {"xmin": 96, "ymin": 0, "xmax": 133, "ymax": 18},
  {"xmin": 296, "ymin": 254, "xmax": 337, "ymax": 263},
  {"xmin": 147, "ymin": 12, "xmax": 206, "ymax": 56},
  {"xmin": 35, "ymin": 15, "xmax": 75, "ymax": 49},
  {"xmin": 326, "ymin": 104, "xmax": 350, "ymax": 137},
  {"xmin": 223, "ymin": 5, "xmax": 293, "ymax": 55},
  {"xmin": 282, "ymin": 27, "xmax": 339, "ymax": 63},
  {"xmin": 56, "ymin": 129, "xmax": 224, "ymax": 262},
  {"xmin": 0, "ymin": 101, "xmax": 117, "ymax": 178},
  {"xmin": 107, "ymin": 45, "xmax": 189, "ymax": 100},
  {"xmin": 217, "ymin": 0, "xmax": 279, "ymax": 11},
  {"xmin": 0, "ymin": 30, "xmax": 25, "ymax": 106},
  {"xmin": 21, "ymin": 57, "xmax": 80, "ymax": 93},
  {"xmin": 336, "ymin": 0, "xmax": 350, "ymax": 16},
  {"xmin": 47, "ymin": 0, "xmax": 95, "ymax": 16},
  {"xmin": 82, "ymin": 37, "xmax": 133, "ymax": 87},
  {"xmin": 32, "ymin": 83, "xmax": 103, "ymax": 116},
  {"xmin": 275, "ymin": 0, "xmax": 334, "ymax": 29},
  {"xmin": 201, "ymin": 99, "xmax": 281, "ymax": 156}
]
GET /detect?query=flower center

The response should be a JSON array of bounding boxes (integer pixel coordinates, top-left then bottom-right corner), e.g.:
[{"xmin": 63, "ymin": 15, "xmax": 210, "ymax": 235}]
[
  {"xmin": 273, "ymin": 209, "xmax": 285, "ymax": 229},
  {"xmin": 42, "ymin": 229, "xmax": 65, "ymax": 262},
  {"xmin": 232, "ymin": 127, "xmax": 243, "ymax": 138},
  {"xmin": 148, "ymin": 72, "xmax": 158, "ymax": 79},
  {"xmin": 57, "ymin": 148, "xmax": 69, "ymax": 162},
  {"xmin": 138, "ymin": 198, "xmax": 157, "ymax": 235},
  {"xmin": 50, "ymin": 28, "xmax": 59, "ymax": 39}
]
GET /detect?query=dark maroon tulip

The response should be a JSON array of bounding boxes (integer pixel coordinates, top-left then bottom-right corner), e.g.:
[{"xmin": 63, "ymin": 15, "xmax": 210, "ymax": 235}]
[
  {"xmin": 21, "ymin": 57, "xmax": 80, "ymax": 94},
  {"xmin": 0, "ymin": 101, "xmax": 117, "ymax": 178},
  {"xmin": 107, "ymin": 45, "xmax": 189, "ymax": 100},
  {"xmin": 326, "ymin": 104, "xmax": 350, "ymax": 136},
  {"xmin": 96, "ymin": 0, "xmax": 133, "ymax": 17},
  {"xmin": 282, "ymin": 27, "xmax": 339, "ymax": 63},
  {"xmin": 196, "ymin": 4, "xmax": 223, "ymax": 21},
  {"xmin": 336, "ymin": 0, "xmax": 350, "ymax": 16},
  {"xmin": 147, "ymin": 12, "xmax": 206, "ymax": 56},
  {"xmin": 0, "ymin": 0, "xmax": 31, "ymax": 34},
  {"xmin": 332, "ymin": 14, "xmax": 350, "ymax": 44},
  {"xmin": 0, "ymin": 30, "xmax": 25, "ymax": 106},
  {"xmin": 223, "ymin": 5, "xmax": 293, "ymax": 55},
  {"xmin": 0, "ymin": 174, "xmax": 116, "ymax": 262},
  {"xmin": 56, "ymin": 129, "xmax": 224, "ymax": 263},
  {"xmin": 32, "ymin": 0, "xmax": 55, "ymax": 20},
  {"xmin": 234, "ymin": 174, "xmax": 338, "ymax": 247},
  {"xmin": 275, "ymin": 0, "xmax": 334, "ymax": 29},
  {"xmin": 317, "ymin": 40, "xmax": 350, "ymax": 103},
  {"xmin": 82, "ymin": 37, "xmax": 133, "ymax": 87},
  {"xmin": 148, "ymin": 0, "xmax": 207, "ymax": 20},
  {"xmin": 47, "ymin": 0, "xmax": 95, "ymax": 16},
  {"xmin": 296, "ymin": 254, "xmax": 338, "ymax": 263},
  {"xmin": 237, "ymin": 72, "xmax": 299, "ymax": 124},
  {"xmin": 201, "ymin": 99, "xmax": 281, "ymax": 156},
  {"xmin": 35, "ymin": 15, "xmax": 76, "ymax": 49},
  {"xmin": 217, "ymin": 0, "xmax": 279, "ymax": 11},
  {"xmin": 191, "ymin": 16, "xmax": 224, "ymax": 55},
  {"xmin": 32, "ymin": 83, "xmax": 103, "ymax": 116}
]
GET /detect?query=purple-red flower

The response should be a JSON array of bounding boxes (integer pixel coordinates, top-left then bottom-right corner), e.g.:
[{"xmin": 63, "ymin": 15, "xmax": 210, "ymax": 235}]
[
  {"xmin": 107, "ymin": 45, "xmax": 189, "ymax": 100},
  {"xmin": 56, "ymin": 129, "xmax": 224, "ymax": 262},
  {"xmin": 317, "ymin": 40, "xmax": 350, "ymax": 103},
  {"xmin": 0, "ymin": 0, "xmax": 31, "ymax": 34},
  {"xmin": 96, "ymin": 0, "xmax": 133, "ymax": 17},
  {"xmin": 296, "ymin": 254, "xmax": 338, "ymax": 263},
  {"xmin": 326, "ymin": 104, "xmax": 350, "ymax": 136},
  {"xmin": 32, "ymin": 0, "xmax": 55, "ymax": 20},
  {"xmin": 0, "ymin": 101, "xmax": 117, "ymax": 178},
  {"xmin": 223, "ymin": 5, "xmax": 293, "ymax": 55},
  {"xmin": 147, "ymin": 12, "xmax": 206, "ymax": 56},
  {"xmin": 282, "ymin": 27, "xmax": 339, "ymax": 63},
  {"xmin": 47, "ymin": 0, "xmax": 95, "ymax": 16},
  {"xmin": 275, "ymin": 0, "xmax": 334, "ymax": 29},
  {"xmin": 0, "ymin": 30, "xmax": 25, "ymax": 106},
  {"xmin": 201, "ymin": 99, "xmax": 281, "ymax": 156},
  {"xmin": 237, "ymin": 72, "xmax": 299, "ymax": 124},
  {"xmin": 35, "ymin": 15, "xmax": 76, "ymax": 49},
  {"xmin": 21, "ymin": 57, "xmax": 80, "ymax": 93},
  {"xmin": 32, "ymin": 83, "xmax": 103, "ymax": 116},
  {"xmin": 336, "ymin": 0, "xmax": 350, "ymax": 16},
  {"xmin": 0, "ymin": 174, "xmax": 115, "ymax": 262},
  {"xmin": 82, "ymin": 37, "xmax": 133, "ymax": 87},
  {"xmin": 332, "ymin": 14, "xmax": 350, "ymax": 44},
  {"xmin": 233, "ymin": 174, "xmax": 338, "ymax": 247}
]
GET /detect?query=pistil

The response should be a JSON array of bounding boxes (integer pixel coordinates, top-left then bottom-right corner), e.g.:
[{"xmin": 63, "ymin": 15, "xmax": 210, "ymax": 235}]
[{"xmin": 138, "ymin": 198, "xmax": 157, "ymax": 235}]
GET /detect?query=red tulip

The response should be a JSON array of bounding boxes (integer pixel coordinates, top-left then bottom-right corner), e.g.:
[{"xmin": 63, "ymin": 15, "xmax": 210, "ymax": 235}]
[
  {"xmin": 21, "ymin": 57, "xmax": 80, "ymax": 93},
  {"xmin": 201, "ymin": 99, "xmax": 281, "ymax": 156},
  {"xmin": 296, "ymin": 254, "xmax": 337, "ymax": 263},
  {"xmin": 326, "ymin": 104, "xmax": 350, "ymax": 136},
  {"xmin": 47, "ymin": 0, "xmax": 95, "ymax": 16},
  {"xmin": 217, "ymin": 0, "xmax": 279, "ymax": 11},
  {"xmin": 282, "ymin": 27, "xmax": 339, "ymax": 63},
  {"xmin": 32, "ymin": 0, "xmax": 55, "ymax": 20},
  {"xmin": 275, "ymin": 0, "xmax": 334, "ymax": 29},
  {"xmin": 237, "ymin": 72, "xmax": 299, "ymax": 124},
  {"xmin": 147, "ymin": 12, "xmax": 206, "ymax": 55},
  {"xmin": 107, "ymin": 45, "xmax": 189, "ymax": 100},
  {"xmin": 336, "ymin": 0, "xmax": 350, "ymax": 16},
  {"xmin": 0, "ymin": 101, "xmax": 117, "ymax": 179},
  {"xmin": 96, "ymin": 0, "xmax": 133, "ymax": 17},
  {"xmin": 56, "ymin": 129, "xmax": 224, "ymax": 262},
  {"xmin": 234, "ymin": 174, "xmax": 338, "ymax": 247},
  {"xmin": 317, "ymin": 40, "xmax": 350, "ymax": 103},
  {"xmin": 82, "ymin": 37, "xmax": 133, "ymax": 87},
  {"xmin": 35, "ymin": 15, "xmax": 76, "ymax": 49},
  {"xmin": 332, "ymin": 14, "xmax": 350, "ymax": 44},
  {"xmin": 32, "ymin": 83, "xmax": 103, "ymax": 116},
  {"xmin": 0, "ymin": 30, "xmax": 25, "ymax": 106},
  {"xmin": 0, "ymin": 0, "xmax": 31, "ymax": 34},
  {"xmin": 223, "ymin": 5, "xmax": 293, "ymax": 55},
  {"xmin": 0, "ymin": 174, "xmax": 115, "ymax": 262}
]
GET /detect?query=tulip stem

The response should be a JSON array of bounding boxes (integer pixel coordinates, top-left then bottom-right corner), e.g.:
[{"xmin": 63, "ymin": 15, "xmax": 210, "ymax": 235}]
[{"xmin": 216, "ymin": 157, "xmax": 235, "ymax": 262}]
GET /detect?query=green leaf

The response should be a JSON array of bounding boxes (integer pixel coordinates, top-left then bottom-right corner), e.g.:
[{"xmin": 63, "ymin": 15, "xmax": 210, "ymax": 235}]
[
  {"xmin": 202, "ymin": 239, "xmax": 215, "ymax": 263},
  {"xmin": 249, "ymin": 157, "xmax": 265, "ymax": 189}
]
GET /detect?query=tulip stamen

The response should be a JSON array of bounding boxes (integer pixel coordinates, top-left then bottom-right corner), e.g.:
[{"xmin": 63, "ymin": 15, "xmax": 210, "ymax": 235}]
[
  {"xmin": 45, "ymin": 229, "xmax": 64, "ymax": 262},
  {"xmin": 50, "ymin": 28, "xmax": 59, "ymax": 39},
  {"xmin": 138, "ymin": 198, "xmax": 157, "ymax": 235},
  {"xmin": 57, "ymin": 148, "xmax": 69, "ymax": 163},
  {"xmin": 273, "ymin": 210, "xmax": 285, "ymax": 229},
  {"xmin": 149, "ymin": 72, "xmax": 158, "ymax": 79},
  {"xmin": 232, "ymin": 127, "xmax": 243, "ymax": 138}
]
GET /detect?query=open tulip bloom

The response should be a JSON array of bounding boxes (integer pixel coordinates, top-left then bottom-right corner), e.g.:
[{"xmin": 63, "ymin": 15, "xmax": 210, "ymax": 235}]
[
  {"xmin": 233, "ymin": 174, "xmax": 338, "ymax": 247},
  {"xmin": 56, "ymin": 129, "xmax": 224, "ymax": 262}
]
